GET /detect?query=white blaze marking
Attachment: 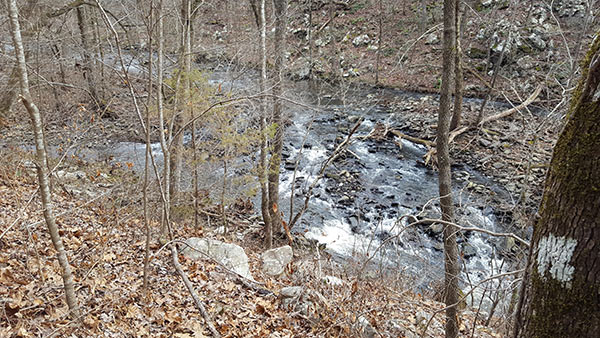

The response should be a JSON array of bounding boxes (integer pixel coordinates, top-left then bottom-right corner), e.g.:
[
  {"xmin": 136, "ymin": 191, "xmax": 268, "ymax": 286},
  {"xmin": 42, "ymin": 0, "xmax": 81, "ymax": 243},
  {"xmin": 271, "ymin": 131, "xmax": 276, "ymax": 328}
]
[{"xmin": 536, "ymin": 233, "xmax": 577, "ymax": 288}]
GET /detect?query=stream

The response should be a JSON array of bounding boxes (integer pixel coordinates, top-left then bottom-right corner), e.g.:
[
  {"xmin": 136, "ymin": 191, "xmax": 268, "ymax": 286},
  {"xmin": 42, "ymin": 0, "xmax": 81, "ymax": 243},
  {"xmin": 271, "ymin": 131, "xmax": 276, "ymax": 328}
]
[{"xmin": 36, "ymin": 60, "xmax": 520, "ymax": 312}]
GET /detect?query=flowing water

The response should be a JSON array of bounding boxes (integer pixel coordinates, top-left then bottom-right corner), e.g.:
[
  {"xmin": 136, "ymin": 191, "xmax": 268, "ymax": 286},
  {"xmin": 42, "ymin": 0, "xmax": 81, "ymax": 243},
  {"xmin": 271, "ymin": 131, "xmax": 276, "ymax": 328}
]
[{"xmin": 33, "ymin": 62, "xmax": 521, "ymax": 311}]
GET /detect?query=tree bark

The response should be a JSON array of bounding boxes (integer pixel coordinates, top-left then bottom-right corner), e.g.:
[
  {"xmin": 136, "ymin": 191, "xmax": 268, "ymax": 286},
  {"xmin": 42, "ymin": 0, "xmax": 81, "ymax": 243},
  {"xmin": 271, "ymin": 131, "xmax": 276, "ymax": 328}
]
[
  {"xmin": 512, "ymin": 33, "xmax": 600, "ymax": 338},
  {"xmin": 438, "ymin": 0, "xmax": 459, "ymax": 337},
  {"xmin": 0, "ymin": 0, "xmax": 41, "ymax": 123},
  {"xmin": 76, "ymin": 5, "xmax": 100, "ymax": 105},
  {"xmin": 6, "ymin": 0, "xmax": 80, "ymax": 318},
  {"xmin": 250, "ymin": 0, "xmax": 273, "ymax": 247},
  {"xmin": 267, "ymin": 0, "xmax": 287, "ymax": 241},
  {"xmin": 449, "ymin": 1, "xmax": 465, "ymax": 131}
]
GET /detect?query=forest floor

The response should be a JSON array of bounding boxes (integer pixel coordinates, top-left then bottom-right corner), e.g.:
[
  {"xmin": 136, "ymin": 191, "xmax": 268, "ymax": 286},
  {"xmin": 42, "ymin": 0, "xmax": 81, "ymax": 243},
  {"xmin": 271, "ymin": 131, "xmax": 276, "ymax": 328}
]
[
  {"xmin": 1, "ymin": 0, "xmax": 591, "ymax": 337},
  {"xmin": 0, "ymin": 147, "xmax": 505, "ymax": 337}
]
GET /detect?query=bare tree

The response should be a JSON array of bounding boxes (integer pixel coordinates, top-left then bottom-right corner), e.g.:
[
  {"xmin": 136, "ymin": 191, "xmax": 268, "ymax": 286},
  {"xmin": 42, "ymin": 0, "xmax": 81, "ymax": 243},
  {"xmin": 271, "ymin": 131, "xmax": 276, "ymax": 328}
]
[
  {"xmin": 449, "ymin": 0, "xmax": 465, "ymax": 131},
  {"xmin": 6, "ymin": 0, "xmax": 80, "ymax": 318},
  {"xmin": 438, "ymin": 0, "xmax": 459, "ymax": 337},
  {"xmin": 512, "ymin": 32, "xmax": 600, "ymax": 338},
  {"xmin": 267, "ymin": 0, "xmax": 288, "ymax": 245}
]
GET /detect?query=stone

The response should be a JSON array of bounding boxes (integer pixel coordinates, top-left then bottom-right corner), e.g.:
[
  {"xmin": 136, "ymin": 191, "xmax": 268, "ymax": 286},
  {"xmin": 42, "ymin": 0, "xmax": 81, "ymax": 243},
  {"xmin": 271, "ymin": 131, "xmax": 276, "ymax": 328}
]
[
  {"xmin": 261, "ymin": 245, "xmax": 293, "ymax": 276},
  {"xmin": 528, "ymin": 33, "xmax": 546, "ymax": 50},
  {"xmin": 517, "ymin": 55, "xmax": 535, "ymax": 69},
  {"xmin": 182, "ymin": 237, "xmax": 252, "ymax": 279},
  {"xmin": 280, "ymin": 286, "xmax": 304, "ymax": 298},
  {"xmin": 428, "ymin": 223, "xmax": 443, "ymax": 234},
  {"xmin": 461, "ymin": 243, "xmax": 477, "ymax": 259},
  {"xmin": 478, "ymin": 138, "xmax": 492, "ymax": 148},
  {"xmin": 352, "ymin": 34, "xmax": 370, "ymax": 46},
  {"xmin": 425, "ymin": 33, "xmax": 439, "ymax": 45},
  {"xmin": 321, "ymin": 275, "xmax": 345, "ymax": 286},
  {"xmin": 357, "ymin": 315, "xmax": 378, "ymax": 338},
  {"xmin": 57, "ymin": 170, "xmax": 87, "ymax": 180}
]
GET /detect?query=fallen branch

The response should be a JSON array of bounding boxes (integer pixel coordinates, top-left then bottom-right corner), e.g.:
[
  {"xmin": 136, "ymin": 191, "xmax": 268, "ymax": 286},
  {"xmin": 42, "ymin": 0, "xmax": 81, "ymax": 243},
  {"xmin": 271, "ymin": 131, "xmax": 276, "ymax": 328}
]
[
  {"xmin": 170, "ymin": 245, "xmax": 221, "ymax": 338},
  {"xmin": 423, "ymin": 85, "xmax": 543, "ymax": 166},
  {"xmin": 479, "ymin": 84, "xmax": 542, "ymax": 125},
  {"xmin": 389, "ymin": 130, "xmax": 434, "ymax": 147}
]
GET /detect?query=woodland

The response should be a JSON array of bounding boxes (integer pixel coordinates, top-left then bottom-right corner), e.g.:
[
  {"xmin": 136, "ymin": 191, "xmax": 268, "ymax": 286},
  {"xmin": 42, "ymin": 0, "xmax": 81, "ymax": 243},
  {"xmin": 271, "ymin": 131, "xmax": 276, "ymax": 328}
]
[{"xmin": 0, "ymin": 0, "xmax": 599, "ymax": 337}]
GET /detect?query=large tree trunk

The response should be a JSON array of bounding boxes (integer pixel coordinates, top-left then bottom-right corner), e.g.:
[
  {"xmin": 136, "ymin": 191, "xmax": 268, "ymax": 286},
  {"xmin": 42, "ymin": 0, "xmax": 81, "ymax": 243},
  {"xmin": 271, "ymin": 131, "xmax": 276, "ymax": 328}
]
[
  {"xmin": 438, "ymin": 0, "xmax": 459, "ymax": 337},
  {"xmin": 267, "ymin": 0, "xmax": 287, "ymax": 241},
  {"xmin": 6, "ymin": 0, "xmax": 80, "ymax": 318},
  {"xmin": 512, "ymin": 33, "xmax": 600, "ymax": 338}
]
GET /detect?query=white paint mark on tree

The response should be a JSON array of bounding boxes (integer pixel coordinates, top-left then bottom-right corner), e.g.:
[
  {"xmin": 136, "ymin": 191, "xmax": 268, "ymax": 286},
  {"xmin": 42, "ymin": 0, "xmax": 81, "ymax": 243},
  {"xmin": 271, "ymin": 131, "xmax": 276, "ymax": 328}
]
[{"xmin": 536, "ymin": 233, "xmax": 577, "ymax": 288}]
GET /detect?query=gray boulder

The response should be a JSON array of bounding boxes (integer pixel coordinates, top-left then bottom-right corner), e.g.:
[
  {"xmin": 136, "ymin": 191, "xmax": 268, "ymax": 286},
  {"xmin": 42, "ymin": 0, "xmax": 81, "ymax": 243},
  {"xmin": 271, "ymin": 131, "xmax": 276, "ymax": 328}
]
[
  {"xmin": 352, "ymin": 34, "xmax": 370, "ymax": 46},
  {"xmin": 261, "ymin": 245, "xmax": 293, "ymax": 276},
  {"xmin": 182, "ymin": 237, "xmax": 252, "ymax": 279}
]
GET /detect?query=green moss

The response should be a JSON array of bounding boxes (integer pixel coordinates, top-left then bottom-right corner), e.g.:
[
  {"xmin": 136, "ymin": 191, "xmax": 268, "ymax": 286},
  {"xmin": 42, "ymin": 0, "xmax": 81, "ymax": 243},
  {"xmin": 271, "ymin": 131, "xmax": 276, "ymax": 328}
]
[
  {"xmin": 526, "ymin": 270, "xmax": 600, "ymax": 337},
  {"xmin": 468, "ymin": 47, "xmax": 487, "ymax": 59}
]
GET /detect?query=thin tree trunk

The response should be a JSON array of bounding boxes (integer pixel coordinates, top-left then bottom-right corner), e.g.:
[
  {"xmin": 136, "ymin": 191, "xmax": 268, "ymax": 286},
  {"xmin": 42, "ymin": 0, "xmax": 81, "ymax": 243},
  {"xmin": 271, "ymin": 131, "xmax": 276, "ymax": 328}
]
[
  {"xmin": 375, "ymin": 0, "xmax": 382, "ymax": 84},
  {"xmin": 307, "ymin": 0, "xmax": 313, "ymax": 85},
  {"xmin": 142, "ymin": 1, "xmax": 154, "ymax": 293},
  {"xmin": 76, "ymin": 6, "xmax": 100, "ymax": 105},
  {"xmin": 157, "ymin": 0, "xmax": 171, "ymax": 243},
  {"xmin": 438, "ymin": 0, "xmax": 459, "ymax": 337},
  {"xmin": 268, "ymin": 0, "xmax": 287, "ymax": 240},
  {"xmin": 258, "ymin": 0, "xmax": 272, "ymax": 247},
  {"xmin": 170, "ymin": 0, "xmax": 191, "ymax": 203},
  {"xmin": 450, "ymin": 1, "xmax": 465, "ymax": 131},
  {"xmin": 6, "ymin": 0, "xmax": 80, "ymax": 318},
  {"xmin": 0, "ymin": 0, "xmax": 40, "ymax": 122}
]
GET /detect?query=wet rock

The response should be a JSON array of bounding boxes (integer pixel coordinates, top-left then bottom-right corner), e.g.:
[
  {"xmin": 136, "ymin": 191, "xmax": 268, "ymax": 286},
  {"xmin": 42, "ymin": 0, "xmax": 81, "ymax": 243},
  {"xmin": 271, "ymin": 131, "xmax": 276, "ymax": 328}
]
[
  {"xmin": 428, "ymin": 223, "xmax": 444, "ymax": 235},
  {"xmin": 261, "ymin": 245, "xmax": 293, "ymax": 277},
  {"xmin": 461, "ymin": 243, "xmax": 477, "ymax": 259},
  {"xmin": 182, "ymin": 238, "xmax": 252, "ymax": 280}
]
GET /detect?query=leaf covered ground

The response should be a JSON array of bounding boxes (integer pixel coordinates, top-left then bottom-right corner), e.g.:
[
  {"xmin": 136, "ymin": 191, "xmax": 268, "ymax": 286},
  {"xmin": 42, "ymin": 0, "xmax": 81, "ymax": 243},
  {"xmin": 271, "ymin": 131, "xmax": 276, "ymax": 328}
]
[{"xmin": 0, "ymin": 148, "xmax": 504, "ymax": 337}]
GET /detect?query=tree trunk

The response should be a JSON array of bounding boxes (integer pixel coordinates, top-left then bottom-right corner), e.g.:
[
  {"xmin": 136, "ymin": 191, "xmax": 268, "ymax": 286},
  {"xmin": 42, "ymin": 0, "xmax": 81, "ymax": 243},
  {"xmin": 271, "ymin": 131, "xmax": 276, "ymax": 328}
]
[
  {"xmin": 258, "ymin": 0, "xmax": 272, "ymax": 247},
  {"xmin": 438, "ymin": 0, "xmax": 459, "ymax": 337},
  {"xmin": 512, "ymin": 33, "xmax": 600, "ymax": 338},
  {"xmin": 267, "ymin": 0, "xmax": 287, "ymax": 241},
  {"xmin": 0, "ymin": 0, "xmax": 40, "ymax": 123},
  {"xmin": 76, "ymin": 5, "xmax": 100, "ymax": 105},
  {"xmin": 449, "ymin": 1, "xmax": 465, "ymax": 131},
  {"xmin": 6, "ymin": 0, "xmax": 80, "ymax": 318}
]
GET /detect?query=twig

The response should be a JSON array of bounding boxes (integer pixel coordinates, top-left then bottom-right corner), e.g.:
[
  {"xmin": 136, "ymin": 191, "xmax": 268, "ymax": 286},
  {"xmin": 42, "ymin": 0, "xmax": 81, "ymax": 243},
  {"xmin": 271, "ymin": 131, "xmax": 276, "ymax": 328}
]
[
  {"xmin": 171, "ymin": 245, "xmax": 221, "ymax": 338},
  {"xmin": 420, "ymin": 269, "xmax": 524, "ymax": 338}
]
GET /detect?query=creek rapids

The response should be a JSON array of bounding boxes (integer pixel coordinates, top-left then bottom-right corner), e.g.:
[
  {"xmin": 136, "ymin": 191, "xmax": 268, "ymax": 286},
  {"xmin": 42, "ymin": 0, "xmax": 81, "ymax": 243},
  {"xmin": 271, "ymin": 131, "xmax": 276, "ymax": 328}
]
[{"xmin": 35, "ymin": 60, "xmax": 523, "ymax": 310}]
